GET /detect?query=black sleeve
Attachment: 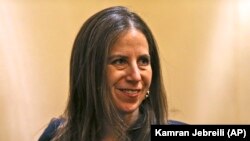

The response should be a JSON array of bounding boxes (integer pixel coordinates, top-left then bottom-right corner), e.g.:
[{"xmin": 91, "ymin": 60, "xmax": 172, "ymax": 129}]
[
  {"xmin": 38, "ymin": 118, "xmax": 62, "ymax": 141},
  {"xmin": 168, "ymin": 120, "xmax": 188, "ymax": 125}
]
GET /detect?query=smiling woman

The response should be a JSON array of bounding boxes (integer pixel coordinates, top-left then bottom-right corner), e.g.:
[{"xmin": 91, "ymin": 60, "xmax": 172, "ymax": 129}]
[
  {"xmin": 38, "ymin": 6, "xmax": 185, "ymax": 141},
  {"xmin": 107, "ymin": 29, "xmax": 152, "ymax": 117}
]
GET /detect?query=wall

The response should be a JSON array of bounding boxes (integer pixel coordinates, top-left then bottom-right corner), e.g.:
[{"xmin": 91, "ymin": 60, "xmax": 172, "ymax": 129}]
[{"xmin": 0, "ymin": 0, "xmax": 249, "ymax": 140}]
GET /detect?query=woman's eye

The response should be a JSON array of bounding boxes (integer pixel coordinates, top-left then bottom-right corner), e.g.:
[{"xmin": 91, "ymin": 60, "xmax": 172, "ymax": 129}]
[
  {"xmin": 112, "ymin": 58, "xmax": 126, "ymax": 65},
  {"xmin": 138, "ymin": 57, "xmax": 150, "ymax": 66}
]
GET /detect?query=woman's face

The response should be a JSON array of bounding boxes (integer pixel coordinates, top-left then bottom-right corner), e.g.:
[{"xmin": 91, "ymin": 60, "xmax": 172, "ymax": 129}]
[{"xmin": 107, "ymin": 29, "xmax": 152, "ymax": 115}]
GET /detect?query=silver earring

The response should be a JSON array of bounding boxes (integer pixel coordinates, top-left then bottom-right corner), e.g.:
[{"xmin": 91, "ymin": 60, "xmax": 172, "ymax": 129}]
[{"xmin": 145, "ymin": 91, "xmax": 150, "ymax": 98}]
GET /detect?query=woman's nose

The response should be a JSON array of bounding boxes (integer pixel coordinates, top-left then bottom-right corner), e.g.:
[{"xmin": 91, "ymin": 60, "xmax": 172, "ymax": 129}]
[{"xmin": 126, "ymin": 63, "xmax": 142, "ymax": 82}]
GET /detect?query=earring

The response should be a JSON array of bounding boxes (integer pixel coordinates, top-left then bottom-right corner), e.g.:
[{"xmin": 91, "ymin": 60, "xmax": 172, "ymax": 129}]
[{"xmin": 145, "ymin": 91, "xmax": 150, "ymax": 98}]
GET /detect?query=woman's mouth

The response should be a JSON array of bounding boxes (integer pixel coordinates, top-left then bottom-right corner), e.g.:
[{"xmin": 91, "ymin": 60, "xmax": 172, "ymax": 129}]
[
  {"xmin": 118, "ymin": 89, "xmax": 141, "ymax": 97},
  {"xmin": 120, "ymin": 89, "xmax": 140, "ymax": 94}
]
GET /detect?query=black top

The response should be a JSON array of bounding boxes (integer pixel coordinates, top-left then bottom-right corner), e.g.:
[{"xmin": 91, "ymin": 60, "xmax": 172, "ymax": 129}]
[
  {"xmin": 38, "ymin": 118, "xmax": 187, "ymax": 141},
  {"xmin": 39, "ymin": 118, "xmax": 63, "ymax": 141}
]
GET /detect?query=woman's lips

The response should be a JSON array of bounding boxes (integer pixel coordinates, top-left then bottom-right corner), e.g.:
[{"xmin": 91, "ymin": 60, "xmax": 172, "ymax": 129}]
[{"xmin": 118, "ymin": 89, "xmax": 141, "ymax": 97}]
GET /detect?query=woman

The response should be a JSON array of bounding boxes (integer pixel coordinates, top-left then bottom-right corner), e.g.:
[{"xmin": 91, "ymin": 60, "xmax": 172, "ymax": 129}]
[{"xmin": 39, "ymin": 6, "xmax": 183, "ymax": 141}]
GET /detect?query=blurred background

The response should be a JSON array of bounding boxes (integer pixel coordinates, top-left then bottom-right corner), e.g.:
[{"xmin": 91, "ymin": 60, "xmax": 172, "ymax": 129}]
[{"xmin": 0, "ymin": 0, "xmax": 250, "ymax": 140}]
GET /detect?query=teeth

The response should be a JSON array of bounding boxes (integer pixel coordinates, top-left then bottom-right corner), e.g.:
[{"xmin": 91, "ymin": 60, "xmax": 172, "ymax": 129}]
[{"xmin": 121, "ymin": 89, "xmax": 139, "ymax": 94}]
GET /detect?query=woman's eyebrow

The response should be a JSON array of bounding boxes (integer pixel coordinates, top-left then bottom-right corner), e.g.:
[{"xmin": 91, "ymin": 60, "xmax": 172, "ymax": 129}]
[
  {"xmin": 108, "ymin": 54, "xmax": 150, "ymax": 59},
  {"xmin": 108, "ymin": 55, "xmax": 128, "ymax": 60},
  {"xmin": 139, "ymin": 54, "xmax": 151, "ymax": 58}
]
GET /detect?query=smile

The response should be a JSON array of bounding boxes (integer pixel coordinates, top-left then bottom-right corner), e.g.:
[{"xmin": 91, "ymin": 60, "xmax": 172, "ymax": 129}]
[{"xmin": 119, "ymin": 89, "xmax": 141, "ymax": 94}]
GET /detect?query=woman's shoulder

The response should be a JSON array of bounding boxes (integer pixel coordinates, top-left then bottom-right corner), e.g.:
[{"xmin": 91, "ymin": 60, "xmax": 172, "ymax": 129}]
[
  {"xmin": 38, "ymin": 118, "xmax": 64, "ymax": 141},
  {"xmin": 167, "ymin": 119, "xmax": 188, "ymax": 125}
]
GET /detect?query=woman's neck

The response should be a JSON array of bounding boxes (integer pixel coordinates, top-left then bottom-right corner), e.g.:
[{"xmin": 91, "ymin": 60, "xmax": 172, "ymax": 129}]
[
  {"xmin": 119, "ymin": 108, "xmax": 139, "ymax": 126},
  {"xmin": 101, "ymin": 109, "xmax": 140, "ymax": 141}
]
